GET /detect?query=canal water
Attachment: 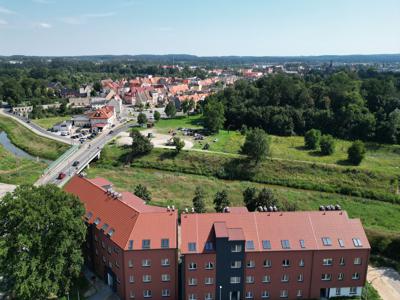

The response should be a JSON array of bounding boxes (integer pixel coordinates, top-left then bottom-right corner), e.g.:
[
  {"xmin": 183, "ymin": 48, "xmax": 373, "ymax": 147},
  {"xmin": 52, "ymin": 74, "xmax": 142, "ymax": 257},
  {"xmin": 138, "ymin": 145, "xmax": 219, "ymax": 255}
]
[{"xmin": 0, "ymin": 131, "xmax": 51, "ymax": 164}]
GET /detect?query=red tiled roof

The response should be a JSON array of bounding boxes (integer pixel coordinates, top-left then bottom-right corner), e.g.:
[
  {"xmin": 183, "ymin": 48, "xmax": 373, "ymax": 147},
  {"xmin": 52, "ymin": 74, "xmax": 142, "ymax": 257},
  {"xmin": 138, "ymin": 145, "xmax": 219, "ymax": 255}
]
[
  {"xmin": 180, "ymin": 208, "xmax": 370, "ymax": 254},
  {"xmin": 89, "ymin": 106, "xmax": 114, "ymax": 120},
  {"xmin": 64, "ymin": 176, "xmax": 177, "ymax": 250}
]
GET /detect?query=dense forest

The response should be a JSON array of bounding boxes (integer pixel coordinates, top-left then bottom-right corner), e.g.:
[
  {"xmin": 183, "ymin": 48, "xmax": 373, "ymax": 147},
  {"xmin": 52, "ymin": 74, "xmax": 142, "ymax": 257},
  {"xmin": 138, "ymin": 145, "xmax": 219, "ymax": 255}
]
[{"xmin": 206, "ymin": 70, "xmax": 400, "ymax": 144}]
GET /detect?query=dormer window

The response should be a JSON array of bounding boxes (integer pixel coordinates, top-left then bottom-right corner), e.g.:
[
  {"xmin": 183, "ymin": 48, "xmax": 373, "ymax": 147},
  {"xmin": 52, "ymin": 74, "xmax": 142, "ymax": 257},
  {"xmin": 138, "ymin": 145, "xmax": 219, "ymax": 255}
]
[
  {"xmin": 101, "ymin": 223, "xmax": 109, "ymax": 231},
  {"xmin": 142, "ymin": 239, "xmax": 151, "ymax": 249},
  {"xmin": 281, "ymin": 240, "xmax": 290, "ymax": 249},
  {"xmin": 246, "ymin": 240, "xmax": 255, "ymax": 250},
  {"xmin": 94, "ymin": 217, "xmax": 101, "ymax": 225},
  {"xmin": 188, "ymin": 242, "xmax": 196, "ymax": 252},
  {"xmin": 322, "ymin": 237, "xmax": 332, "ymax": 246},
  {"xmin": 352, "ymin": 238, "xmax": 362, "ymax": 247}
]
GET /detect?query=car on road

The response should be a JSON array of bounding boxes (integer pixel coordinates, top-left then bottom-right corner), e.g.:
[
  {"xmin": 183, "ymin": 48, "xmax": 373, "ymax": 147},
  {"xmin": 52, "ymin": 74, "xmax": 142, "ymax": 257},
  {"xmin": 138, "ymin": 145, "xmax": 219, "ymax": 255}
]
[
  {"xmin": 109, "ymin": 130, "xmax": 114, "ymax": 134},
  {"xmin": 72, "ymin": 161, "xmax": 80, "ymax": 167},
  {"xmin": 57, "ymin": 172, "xmax": 66, "ymax": 180}
]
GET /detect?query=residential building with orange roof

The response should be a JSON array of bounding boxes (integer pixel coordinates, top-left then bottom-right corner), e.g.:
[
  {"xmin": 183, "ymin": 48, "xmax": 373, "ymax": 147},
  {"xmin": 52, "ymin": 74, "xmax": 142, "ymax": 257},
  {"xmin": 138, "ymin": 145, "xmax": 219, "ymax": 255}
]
[{"xmin": 64, "ymin": 176, "xmax": 178, "ymax": 300}]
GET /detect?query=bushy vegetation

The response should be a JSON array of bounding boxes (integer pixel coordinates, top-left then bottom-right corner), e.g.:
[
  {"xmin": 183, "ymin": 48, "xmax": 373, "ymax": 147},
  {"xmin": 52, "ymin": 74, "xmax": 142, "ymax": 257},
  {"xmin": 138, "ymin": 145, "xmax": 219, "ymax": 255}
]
[
  {"xmin": 206, "ymin": 70, "xmax": 400, "ymax": 144},
  {"xmin": 348, "ymin": 140, "xmax": 366, "ymax": 165}
]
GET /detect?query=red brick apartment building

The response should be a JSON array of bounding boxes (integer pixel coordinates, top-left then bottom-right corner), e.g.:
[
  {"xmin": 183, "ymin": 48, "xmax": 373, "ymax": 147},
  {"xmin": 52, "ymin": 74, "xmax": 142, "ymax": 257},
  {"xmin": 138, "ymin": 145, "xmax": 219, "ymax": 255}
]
[
  {"xmin": 65, "ymin": 176, "xmax": 369, "ymax": 300},
  {"xmin": 180, "ymin": 207, "xmax": 370, "ymax": 300},
  {"xmin": 65, "ymin": 176, "xmax": 178, "ymax": 300}
]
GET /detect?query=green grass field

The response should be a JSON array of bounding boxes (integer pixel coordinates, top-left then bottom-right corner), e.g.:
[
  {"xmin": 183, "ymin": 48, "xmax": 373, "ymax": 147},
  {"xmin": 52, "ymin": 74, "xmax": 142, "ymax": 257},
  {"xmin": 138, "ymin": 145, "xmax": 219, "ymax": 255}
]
[
  {"xmin": 100, "ymin": 144, "xmax": 399, "ymax": 203},
  {"xmin": 32, "ymin": 115, "xmax": 71, "ymax": 130},
  {"xmin": 155, "ymin": 115, "xmax": 400, "ymax": 176},
  {"xmin": 86, "ymin": 165, "xmax": 400, "ymax": 234},
  {"xmin": 0, "ymin": 115, "xmax": 70, "ymax": 160},
  {"xmin": 0, "ymin": 145, "xmax": 46, "ymax": 185}
]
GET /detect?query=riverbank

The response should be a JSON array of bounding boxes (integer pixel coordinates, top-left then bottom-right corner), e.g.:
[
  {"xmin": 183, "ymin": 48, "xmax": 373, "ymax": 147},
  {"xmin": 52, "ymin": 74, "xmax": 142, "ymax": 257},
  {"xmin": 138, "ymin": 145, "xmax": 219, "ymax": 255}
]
[{"xmin": 0, "ymin": 115, "xmax": 69, "ymax": 160}]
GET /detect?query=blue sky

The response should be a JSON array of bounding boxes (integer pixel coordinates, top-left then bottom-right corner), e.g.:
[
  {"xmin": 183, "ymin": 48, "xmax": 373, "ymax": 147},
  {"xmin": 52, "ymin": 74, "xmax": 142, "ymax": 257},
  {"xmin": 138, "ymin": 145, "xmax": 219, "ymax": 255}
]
[{"xmin": 0, "ymin": 0, "xmax": 399, "ymax": 56}]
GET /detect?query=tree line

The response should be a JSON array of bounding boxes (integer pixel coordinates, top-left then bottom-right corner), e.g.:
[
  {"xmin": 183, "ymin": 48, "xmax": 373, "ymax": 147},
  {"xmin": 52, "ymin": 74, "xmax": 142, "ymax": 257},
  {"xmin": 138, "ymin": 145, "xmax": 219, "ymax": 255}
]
[{"xmin": 204, "ymin": 69, "xmax": 400, "ymax": 144}]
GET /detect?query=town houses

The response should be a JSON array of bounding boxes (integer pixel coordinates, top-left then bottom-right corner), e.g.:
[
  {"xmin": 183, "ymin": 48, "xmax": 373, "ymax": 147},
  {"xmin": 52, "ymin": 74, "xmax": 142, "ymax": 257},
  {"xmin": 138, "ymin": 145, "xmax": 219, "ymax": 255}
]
[{"xmin": 65, "ymin": 175, "xmax": 370, "ymax": 300}]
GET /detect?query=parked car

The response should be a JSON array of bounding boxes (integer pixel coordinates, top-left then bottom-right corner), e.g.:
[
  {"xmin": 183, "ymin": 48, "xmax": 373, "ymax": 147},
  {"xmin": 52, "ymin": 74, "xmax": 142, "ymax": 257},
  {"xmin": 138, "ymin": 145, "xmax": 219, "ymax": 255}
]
[
  {"xmin": 57, "ymin": 172, "xmax": 66, "ymax": 180},
  {"xmin": 72, "ymin": 161, "xmax": 80, "ymax": 167},
  {"xmin": 109, "ymin": 130, "xmax": 114, "ymax": 135}
]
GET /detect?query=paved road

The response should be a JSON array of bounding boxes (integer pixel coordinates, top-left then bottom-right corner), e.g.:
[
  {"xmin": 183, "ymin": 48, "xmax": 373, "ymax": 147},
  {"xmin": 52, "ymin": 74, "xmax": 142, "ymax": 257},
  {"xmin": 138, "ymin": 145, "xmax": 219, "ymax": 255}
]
[
  {"xmin": 35, "ymin": 122, "xmax": 133, "ymax": 187},
  {"xmin": 0, "ymin": 183, "xmax": 16, "ymax": 199},
  {"xmin": 0, "ymin": 109, "xmax": 76, "ymax": 145},
  {"xmin": 368, "ymin": 266, "xmax": 400, "ymax": 300}
]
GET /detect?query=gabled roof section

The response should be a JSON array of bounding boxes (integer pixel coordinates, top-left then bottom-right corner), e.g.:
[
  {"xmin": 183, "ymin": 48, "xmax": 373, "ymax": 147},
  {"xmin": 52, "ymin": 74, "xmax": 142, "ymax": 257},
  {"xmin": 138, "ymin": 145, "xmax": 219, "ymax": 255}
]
[
  {"xmin": 180, "ymin": 208, "xmax": 370, "ymax": 254},
  {"xmin": 64, "ymin": 176, "xmax": 177, "ymax": 250}
]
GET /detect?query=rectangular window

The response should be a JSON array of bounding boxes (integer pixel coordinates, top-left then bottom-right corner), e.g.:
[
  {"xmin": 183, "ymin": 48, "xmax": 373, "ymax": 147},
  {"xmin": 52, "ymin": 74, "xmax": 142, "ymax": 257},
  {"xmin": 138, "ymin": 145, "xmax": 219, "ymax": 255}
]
[
  {"xmin": 161, "ymin": 274, "xmax": 170, "ymax": 282},
  {"xmin": 350, "ymin": 287, "xmax": 357, "ymax": 294},
  {"xmin": 161, "ymin": 238, "xmax": 169, "ymax": 249},
  {"xmin": 322, "ymin": 237, "xmax": 332, "ymax": 246},
  {"xmin": 281, "ymin": 274, "xmax": 289, "ymax": 282},
  {"xmin": 231, "ymin": 244, "xmax": 242, "ymax": 252},
  {"xmin": 262, "ymin": 275, "xmax": 271, "ymax": 283},
  {"xmin": 188, "ymin": 278, "xmax": 197, "ymax": 286},
  {"xmin": 299, "ymin": 259, "xmax": 305, "ymax": 267},
  {"xmin": 245, "ymin": 291, "xmax": 253, "ymax": 299},
  {"xmin": 297, "ymin": 290, "xmax": 302, "ymax": 297},
  {"xmin": 246, "ymin": 276, "xmax": 255, "ymax": 284},
  {"xmin": 94, "ymin": 217, "xmax": 101, "ymax": 225},
  {"xmin": 298, "ymin": 274, "xmax": 303, "ymax": 282},
  {"xmin": 85, "ymin": 211, "xmax": 93, "ymax": 220},
  {"xmin": 128, "ymin": 259, "xmax": 133, "ymax": 268},
  {"xmin": 205, "ymin": 242, "xmax": 214, "ymax": 251},
  {"xmin": 129, "ymin": 290, "xmax": 135, "ymax": 299},
  {"xmin": 322, "ymin": 258, "xmax": 333, "ymax": 266},
  {"xmin": 101, "ymin": 223, "xmax": 109, "ymax": 231},
  {"xmin": 261, "ymin": 291, "xmax": 270, "ymax": 299},
  {"xmin": 247, "ymin": 260, "xmax": 255, "ymax": 268},
  {"xmin": 339, "ymin": 257, "xmax": 345, "ymax": 265},
  {"xmin": 161, "ymin": 258, "xmax": 170, "ymax": 266},
  {"xmin": 231, "ymin": 261, "xmax": 242, "ymax": 269},
  {"xmin": 336, "ymin": 288, "xmax": 341, "ymax": 296},
  {"xmin": 188, "ymin": 242, "xmax": 197, "ymax": 252},
  {"xmin": 188, "ymin": 294, "xmax": 196, "ymax": 300},
  {"xmin": 338, "ymin": 239, "xmax": 345, "ymax": 247},
  {"xmin": 352, "ymin": 272, "xmax": 360, "ymax": 280},
  {"xmin": 354, "ymin": 257, "xmax": 362, "ymax": 265},
  {"xmin": 142, "ymin": 275, "xmax": 151, "ymax": 283},
  {"xmin": 262, "ymin": 240, "xmax": 271, "ymax": 249},
  {"xmin": 230, "ymin": 277, "xmax": 241, "ymax": 284},
  {"xmin": 338, "ymin": 273, "xmax": 344, "ymax": 280},
  {"xmin": 205, "ymin": 262, "xmax": 214, "ymax": 269},
  {"xmin": 142, "ymin": 259, "xmax": 151, "ymax": 267},
  {"xmin": 205, "ymin": 293, "xmax": 213, "ymax": 300},
  {"xmin": 142, "ymin": 239, "xmax": 151, "ymax": 249},
  {"xmin": 280, "ymin": 290, "xmax": 288, "ymax": 298},
  {"xmin": 281, "ymin": 240, "xmax": 290, "ymax": 249},
  {"xmin": 246, "ymin": 240, "xmax": 255, "ymax": 250},
  {"xmin": 299, "ymin": 239, "xmax": 305, "ymax": 248},
  {"xmin": 128, "ymin": 240, "xmax": 133, "ymax": 250},
  {"xmin": 162, "ymin": 289, "xmax": 170, "ymax": 297},
  {"xmin": 282, "ymin": 259, "xmax": 290, "ymax": 267},
  {"xmin": 143, "ymin": 290, "xmax": 152, "ymax": 298},
  {"xmin": 264, "ymin": 259, "xmax": 272, "ymax": 268},
  {"xmin": 353, "ymin": 238, "xmax": 363, "ymax": 247},
  {"xmin": 321, "ymin": 273, "xmax": 332, "ymax": 281},
  {"xmin": 129, "ymin": 275, "xmax": 134, "ymax": 283},
  {"xmin": 188, "ymin": 262, "xmax": 197, "ymax": 270},
  {"xmin": 205, "ymin": 277, "xmax": 214, "ymax": 285}
]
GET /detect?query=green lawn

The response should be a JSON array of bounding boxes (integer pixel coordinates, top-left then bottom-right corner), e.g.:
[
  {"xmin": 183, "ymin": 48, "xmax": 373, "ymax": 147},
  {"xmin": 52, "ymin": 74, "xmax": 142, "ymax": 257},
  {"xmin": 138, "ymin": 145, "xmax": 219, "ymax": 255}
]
[
  {"xmin": 32, "ymin": 115, "xmax": 71, "ymax": 130},
  {"xmin": 0, "ymin": 115, "xmax": 70, "ymax": 160},
  {"xmin": 0, "ymin": 145, "xmax": 46, "ymax": 185},
  {"xmin": 155, "ymin": 115, "xmax": 400, "ymax": 176},
  {"xmin": 86, "ymin": 166, "xmax": 400, "ymax": 235}
]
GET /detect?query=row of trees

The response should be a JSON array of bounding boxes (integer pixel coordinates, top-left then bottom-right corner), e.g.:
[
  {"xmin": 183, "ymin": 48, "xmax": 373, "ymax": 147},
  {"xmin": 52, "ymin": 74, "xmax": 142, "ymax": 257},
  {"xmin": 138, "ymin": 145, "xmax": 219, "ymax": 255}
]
[{"xmin": 204, "ymin": 70, "xmax": 400, "ymax": 144}]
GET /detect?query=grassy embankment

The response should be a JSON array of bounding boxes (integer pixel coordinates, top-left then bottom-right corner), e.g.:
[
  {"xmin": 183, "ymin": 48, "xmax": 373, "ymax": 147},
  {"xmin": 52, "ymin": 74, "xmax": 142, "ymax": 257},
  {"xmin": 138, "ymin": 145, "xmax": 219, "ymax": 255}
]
[
  {"xmin": 32, "ymin": 115, "xmax": 71, "ymax": 130},
  {"xmin": 0, "ymin": 145, "xmax": 45, "ymax": 185},
  {"xmin": 0, "ymin": 115, "xmax": 69, "ymax": 160}
]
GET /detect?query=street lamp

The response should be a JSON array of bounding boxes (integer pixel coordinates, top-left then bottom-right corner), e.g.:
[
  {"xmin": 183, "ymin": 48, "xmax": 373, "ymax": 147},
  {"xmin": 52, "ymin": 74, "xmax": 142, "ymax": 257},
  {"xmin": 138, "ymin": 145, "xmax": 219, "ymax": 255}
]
[{"xmin": 219, "ymin": 285, "xmax": 222, "ymax": 300}]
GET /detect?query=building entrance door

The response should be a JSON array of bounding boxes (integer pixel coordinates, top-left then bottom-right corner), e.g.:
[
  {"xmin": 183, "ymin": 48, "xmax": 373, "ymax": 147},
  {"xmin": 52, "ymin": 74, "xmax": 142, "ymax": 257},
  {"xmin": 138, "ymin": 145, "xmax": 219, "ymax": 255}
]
[{"xmin": 229, "ymin": 291, "xmax": 240, "ymax": 300}]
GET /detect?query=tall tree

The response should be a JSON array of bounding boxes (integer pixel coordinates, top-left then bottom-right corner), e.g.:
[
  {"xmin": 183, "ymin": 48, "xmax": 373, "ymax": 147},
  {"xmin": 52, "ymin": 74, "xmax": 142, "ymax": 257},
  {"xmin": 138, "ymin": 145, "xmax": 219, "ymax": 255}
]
[
  {"xmin": 154, "ymin": 110, "xmax": 161, "ymax": 122},
  {"xmin": 203, "ymin": 98, "xmax": 225, "ymax": 133},
  {"xmin": 0, "ymin": 185, "xmax": 86, "ymax": 299},
  {"xmin": 243, "ymin": 187, "xmax": 257, "ymax": 211},
  {"xmin": 347, "ymin": 140, "xmax": 366, "ymax": 165},
  {"xmin": 137, "ymin": 112, "xmax": 148, "ymax": 125},
  {"xmin": 165, "ymin": 101, "xmax": 177, "ymax": 118},
  {"xmin": 241, "ymin": 128, "xmax": 271, "ymax": 163},
  {"xmin": 173, "ymin": 137, "xmax": 185, "ymax": 153},
  {"xmin": 213, "ymin": 190, "xmax": 230, "ymax": 212},
  {"xmin": 304, "ymin": 129, "xmax": 321, "ymax": 150},
  {"xmin": 320, "ymin": 134, "xmax": 335, "ymax": 155},
  {"xmin": 130, "ymin": 129, "xmax": 153, "ymax": 157},
  {"xmin": 192, "ymin": 186, "xmax": 206, "ymax": 213}
]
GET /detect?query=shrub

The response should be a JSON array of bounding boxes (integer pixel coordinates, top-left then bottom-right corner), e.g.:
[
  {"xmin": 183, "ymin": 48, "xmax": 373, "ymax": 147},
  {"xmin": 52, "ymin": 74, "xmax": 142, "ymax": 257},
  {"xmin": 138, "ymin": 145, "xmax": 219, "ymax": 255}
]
[
  {"xmin": 348, "ymin": 140, "xmax": 366, "ymax": 165},
  {"xmin": 320, "ymin": 134, "xmax": 335, "ymax": 155},
  {"xmin": 304, "ymin": 129, "xmax": 321, "ymax": 150}
]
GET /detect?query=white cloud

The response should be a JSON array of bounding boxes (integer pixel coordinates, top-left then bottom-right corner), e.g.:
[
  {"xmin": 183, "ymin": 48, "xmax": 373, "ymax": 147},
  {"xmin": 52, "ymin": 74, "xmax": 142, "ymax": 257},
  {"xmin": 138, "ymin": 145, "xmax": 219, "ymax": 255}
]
[
  {"xmin": 0, "ymin": 6, "xmax": 15, "ymax": 14},
  {"xmin": 0, "ymin": 19, "xmax": 8, "ymax": 25},
  {"xmin": 36, "ymin": 22, "xmax": 52, "ymax": 28}
]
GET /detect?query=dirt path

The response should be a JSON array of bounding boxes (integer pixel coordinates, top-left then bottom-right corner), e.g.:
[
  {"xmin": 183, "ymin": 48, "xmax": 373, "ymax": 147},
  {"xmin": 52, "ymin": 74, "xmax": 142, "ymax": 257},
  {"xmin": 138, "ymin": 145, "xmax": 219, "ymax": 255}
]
[{"xmin": 368, "ymin": 266, "xmax": 400, "ymax": 300}]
